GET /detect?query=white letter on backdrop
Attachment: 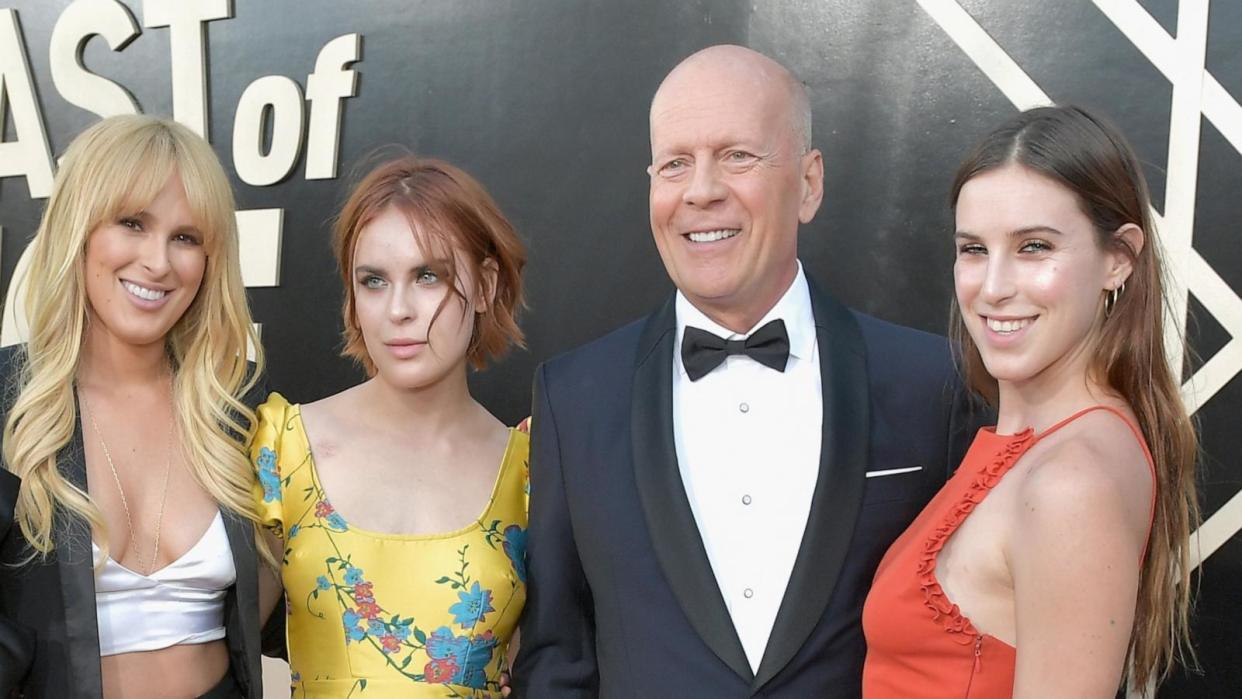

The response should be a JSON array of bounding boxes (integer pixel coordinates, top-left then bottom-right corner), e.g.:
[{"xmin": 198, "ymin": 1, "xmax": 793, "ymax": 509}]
[
  {"xmin": 49, "ymin": 0, "xmax": 141, "ymax": 119},
  {"xmin": 143, "ymin": 0, "xmax": 231, "ymax": 138},
  {"xmin": 305, "ymin": 33, "xmax": 361, "ymax": 180},
  {"xmin": 232, "ymin": 75, "xmax": 304, "ymax": 186},
  {"xmin": 0, "ymin": 10, "xmax": 54, "ymax": 199}
]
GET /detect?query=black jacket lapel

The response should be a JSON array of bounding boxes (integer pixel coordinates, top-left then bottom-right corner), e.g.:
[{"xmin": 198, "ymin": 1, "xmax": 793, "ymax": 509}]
[
  {"xmin": 59, "ymin": 402, "xmax": 104, "ymax": 698},
  {"xmin": 630, "ymin": 296, "xmax": 754, "ymax": 682},
  {"xmin": 752, "ymin": 279, "xmax": 870, "ymax": 691},
  {"xmin": 222, "ymin": 511, "xmax": 262, "ymax": 697}
]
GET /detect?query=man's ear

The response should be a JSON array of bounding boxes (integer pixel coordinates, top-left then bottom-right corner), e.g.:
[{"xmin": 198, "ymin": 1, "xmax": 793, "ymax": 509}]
[
  {"xmin": 476, "ymin": 258, "xmax": 500, "ymax": 313},
  {"xmin": 798, "ymin": 148, "xmax": 825, "ymax": 224},
  {"xmin": 1105, "ymin": 223, "xmax": 1145, "ymax": 290}
]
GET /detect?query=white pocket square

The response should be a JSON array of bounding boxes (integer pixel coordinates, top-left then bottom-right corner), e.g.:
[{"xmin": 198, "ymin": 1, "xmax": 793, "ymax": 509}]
[{"xmin": 864, "ymin": 466, "xmax": 923, "ymax": 479}]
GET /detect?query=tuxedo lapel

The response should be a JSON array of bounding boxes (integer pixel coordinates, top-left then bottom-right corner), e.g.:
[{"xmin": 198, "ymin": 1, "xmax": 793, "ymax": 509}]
[
  {"xmin": 59, "ymin": 399, "xmax": 105, "ymax": 697},
  {"xmin": 752, "ymin": 279, "xmax": 870, "ymax": 691},
  {"xmin": 630, "ymin": 296, "xmax": 753, "ymax": 683}
]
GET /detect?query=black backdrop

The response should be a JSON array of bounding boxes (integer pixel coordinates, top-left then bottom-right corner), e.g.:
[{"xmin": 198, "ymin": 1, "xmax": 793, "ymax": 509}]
[{"xmin": 0, "ymin": 2, "xmax": 1237, "ymax": 696}]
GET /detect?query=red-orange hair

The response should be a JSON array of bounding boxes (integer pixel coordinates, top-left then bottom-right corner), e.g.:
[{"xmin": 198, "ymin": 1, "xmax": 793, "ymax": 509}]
[{"xmin": 333, "ymin": 156, "xmax": 526, "ymax": 374}]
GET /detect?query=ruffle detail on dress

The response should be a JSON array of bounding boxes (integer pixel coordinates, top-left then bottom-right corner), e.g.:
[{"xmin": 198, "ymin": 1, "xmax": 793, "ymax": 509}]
[{"xmin": 917, "ymin": 429, "xmax": 1035, "ymax": 644}]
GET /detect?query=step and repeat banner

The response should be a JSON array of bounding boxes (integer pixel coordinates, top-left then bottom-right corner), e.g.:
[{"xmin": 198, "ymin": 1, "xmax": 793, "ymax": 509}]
[{"xmin": 0, "ymin": 1, "xmax": 1237, "ymax": 696}]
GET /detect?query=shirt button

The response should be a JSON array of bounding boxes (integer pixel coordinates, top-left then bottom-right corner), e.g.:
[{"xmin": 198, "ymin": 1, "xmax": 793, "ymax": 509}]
[
  {"xmin": 739, "ymin": 402, "xmax": 750, "ymax": 413},
  {"xmin": 743, "ymin": 588, "xmax": 754, "ymax": 599},
  {"xmin": 742, "ymin": 494, "xmax": 752, "ymax": 506}
]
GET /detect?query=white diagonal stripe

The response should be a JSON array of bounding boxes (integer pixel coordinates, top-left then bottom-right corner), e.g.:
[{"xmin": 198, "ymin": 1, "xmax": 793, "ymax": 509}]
[{"xmin": 913, "ymin": 0, "xmax": 1050, "ymax": 109}]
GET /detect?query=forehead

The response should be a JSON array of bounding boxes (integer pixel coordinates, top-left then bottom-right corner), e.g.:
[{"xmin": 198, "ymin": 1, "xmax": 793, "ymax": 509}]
[
  {"xmin": 649, "ymin": 70, "xmax": 790, "ymax": 153},
  {"xmin": 955, "ymin": 165, "xmax": 1090, "ymax": 233},
  {"xmin": 353, "ymin": 207, "xmax": 453, "ymax": 265}
]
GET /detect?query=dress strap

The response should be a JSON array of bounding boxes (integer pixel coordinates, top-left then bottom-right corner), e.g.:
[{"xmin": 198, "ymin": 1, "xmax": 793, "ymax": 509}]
[
  {"xmin": 1035, "ymin": 405, "xmax": 1141, "ymax": 444},
  {"xmin": 1033, "ymin": 404, "xmax": 1158, "ymax": 560}
]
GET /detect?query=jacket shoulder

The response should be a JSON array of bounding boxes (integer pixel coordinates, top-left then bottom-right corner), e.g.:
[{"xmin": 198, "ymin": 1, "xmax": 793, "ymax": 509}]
[
  {"xmin": 850, "ymin": 310, "xmax": 958, "ymax": 385},
  {"xmin": 540, "ymin": 315, "xmax": 648, "ymax": 382}
]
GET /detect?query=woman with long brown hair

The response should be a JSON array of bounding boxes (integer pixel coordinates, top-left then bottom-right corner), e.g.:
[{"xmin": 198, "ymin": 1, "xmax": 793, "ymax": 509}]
[{"xmin": 862, "ymin": 105, "xmax": 1197, "ymax": 697}]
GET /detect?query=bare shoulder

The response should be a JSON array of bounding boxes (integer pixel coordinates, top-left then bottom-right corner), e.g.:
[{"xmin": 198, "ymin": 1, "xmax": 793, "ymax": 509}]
[
  {"xmin": 301, "ymin": 384, "xmax": 368, "ymax": 422},
  {"xmin": 1014, "ymin": 409, "xmax": 1153, "ymax": 541}
]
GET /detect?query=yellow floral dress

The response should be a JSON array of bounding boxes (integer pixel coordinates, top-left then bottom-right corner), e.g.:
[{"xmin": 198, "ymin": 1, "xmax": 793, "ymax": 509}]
[{"xmin": 252, "ymin": 393, "xmax": 529, "ymax": 698}]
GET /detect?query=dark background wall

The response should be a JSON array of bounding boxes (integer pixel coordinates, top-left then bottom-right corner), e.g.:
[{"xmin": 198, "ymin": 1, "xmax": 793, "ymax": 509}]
[{"xmin": 0, "ymin": 2, "xmax": 1236, "ymax": 695}]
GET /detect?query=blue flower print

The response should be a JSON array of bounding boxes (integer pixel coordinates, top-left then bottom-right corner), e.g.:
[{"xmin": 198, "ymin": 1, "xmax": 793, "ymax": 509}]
[
  {"xmin": 325, "ymin": 513, "xmax": 348, "ymax": 531},
  {"xmin": 342, "ymin": 609, "xmax": 365, "ymax": 642},
  {"xmin": 448, "ymin": 581, "xmax": 495, "ymax": 628},
  {"xmin": 316, "ymin": 576, "xmax": 331, "ymax": 591},
  {"xmin": 257, "ymin": 447, "xmax": 281, "ymax": 502},
  {"xmin": 503, "ymin": 524, "xmax": 527, "ymax": 583},
  {"xmin": 426, "ymin": 626, "xmax": 469, "ymax": 662},
  {"xmin": 344, "ymin": 566, "xmax": 365, "ymax": 585},
  {"xmin": 288, "ymin": 524, "xmax": 301, "ymax": 539},
  {"xmin": 425, "ymin": 626, "xmax": 498, "ymax": 689},
  {"xmin": 368, "ymin": 619, "xmax": 386, "ymax": 636}
]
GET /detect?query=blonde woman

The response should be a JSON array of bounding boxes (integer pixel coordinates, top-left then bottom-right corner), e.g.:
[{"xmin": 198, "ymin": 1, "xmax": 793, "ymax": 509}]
[{"xmin": 0, "ymin": 115, "xmax": 275, "ymax": 699}]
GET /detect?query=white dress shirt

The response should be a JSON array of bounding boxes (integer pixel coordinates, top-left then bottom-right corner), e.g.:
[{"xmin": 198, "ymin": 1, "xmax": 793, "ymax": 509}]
[{"xmin": 672, "ymin": 262, "xmax": 822, "ymax": 673}]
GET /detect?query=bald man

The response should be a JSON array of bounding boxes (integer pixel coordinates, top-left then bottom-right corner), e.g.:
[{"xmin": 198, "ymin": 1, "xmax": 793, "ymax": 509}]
[{"xmin": 513, "ymin": 46, "xmax": 977, "ymax": 697}]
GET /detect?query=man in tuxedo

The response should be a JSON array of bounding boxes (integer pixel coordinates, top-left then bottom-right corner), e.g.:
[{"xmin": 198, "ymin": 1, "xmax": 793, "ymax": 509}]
[{"xmin": 512, "ymin": 45, "xmax": 977, "ymax": 697}]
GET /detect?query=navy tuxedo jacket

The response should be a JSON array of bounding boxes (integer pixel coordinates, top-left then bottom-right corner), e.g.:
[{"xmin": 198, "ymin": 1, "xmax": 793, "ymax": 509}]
[{"xmin": 513, "ymin": 279, "xmax": 980, "ymax": 697}]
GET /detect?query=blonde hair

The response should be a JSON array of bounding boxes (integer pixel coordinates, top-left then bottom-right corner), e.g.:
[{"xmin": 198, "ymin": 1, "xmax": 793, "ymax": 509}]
[{"xmin": 2, "ymin": 114, "xmax": 269, "ymax": 566}]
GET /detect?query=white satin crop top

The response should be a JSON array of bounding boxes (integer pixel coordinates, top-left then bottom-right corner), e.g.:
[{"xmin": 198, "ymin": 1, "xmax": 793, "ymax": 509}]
[{"xmin": 91, "ymin": 511, "xmax": 236, "ymax": 656}]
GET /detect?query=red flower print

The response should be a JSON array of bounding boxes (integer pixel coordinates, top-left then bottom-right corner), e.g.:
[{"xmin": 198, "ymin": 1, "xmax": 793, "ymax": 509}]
[
  {"xmin": 425, "ymin": 657, "xmax": 459, "ymax": 684},
  {"xmin": 353, "ymin": 582, "xmax": 374, "ymax": 603},
  {"xmin": 380, "ymin": 634, "xmax": 401, "ymax": 654},
  {"xmin": 314, "ymin": 501, "xmax": 334, "ymax": 518},
  {"xmin": 356, "ymin": 601, "xmax": 382, "ymax": 620}
]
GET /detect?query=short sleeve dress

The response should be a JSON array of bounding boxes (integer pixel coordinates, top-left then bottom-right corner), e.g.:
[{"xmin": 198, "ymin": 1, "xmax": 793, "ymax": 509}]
[{"xmin": 252, "ymin": 393, "xmax": 529, "ymax": 698}]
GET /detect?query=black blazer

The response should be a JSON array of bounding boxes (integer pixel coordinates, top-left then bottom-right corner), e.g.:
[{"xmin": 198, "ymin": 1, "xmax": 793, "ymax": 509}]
[
  {"xmin": 0, "ymin": 345, "xmax": 270, "ymax": 699},
  {"xmin": 513, "ymin": 278, "xmax": 982, "ymax": 698}
]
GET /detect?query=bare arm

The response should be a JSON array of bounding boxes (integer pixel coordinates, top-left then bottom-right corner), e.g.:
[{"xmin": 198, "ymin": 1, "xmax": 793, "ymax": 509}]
[{"xmin": 1010, "ymin": 434, "xmax": 1151, "ymax": 698}]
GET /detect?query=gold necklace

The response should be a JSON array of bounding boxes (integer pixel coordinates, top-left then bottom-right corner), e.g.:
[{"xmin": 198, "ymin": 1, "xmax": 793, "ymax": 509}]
[{"xmin": 80, "ymin": 385, "xmax": 174, "ymax": 576}]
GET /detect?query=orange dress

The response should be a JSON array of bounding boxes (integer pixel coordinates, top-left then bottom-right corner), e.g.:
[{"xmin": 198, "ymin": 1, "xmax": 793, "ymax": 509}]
[{"xmin": 861, "ymin": 406, "xmax": 1155, "ymax": 698}]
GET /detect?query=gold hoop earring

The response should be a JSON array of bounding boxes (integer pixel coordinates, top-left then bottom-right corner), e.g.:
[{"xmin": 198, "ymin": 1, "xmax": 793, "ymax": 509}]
[{"xmin": 1105, "ymin": 281, "xmax": 1126, "ymax": 317}]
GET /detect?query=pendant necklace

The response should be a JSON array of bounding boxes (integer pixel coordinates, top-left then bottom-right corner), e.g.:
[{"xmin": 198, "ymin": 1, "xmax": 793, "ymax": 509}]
[{"xmin": 80, "ymin": 383, "xmax": 175, "ymax": 575}]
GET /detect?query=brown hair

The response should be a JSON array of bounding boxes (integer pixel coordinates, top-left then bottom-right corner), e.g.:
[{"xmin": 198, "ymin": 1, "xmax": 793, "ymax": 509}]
[
  {"xmin": 332, "ymin": 156, "xmax": 526, "ymax": 374},
  {"xmin": 948, "ymin": 105, "xmax": 1198, "ymax": 688}
]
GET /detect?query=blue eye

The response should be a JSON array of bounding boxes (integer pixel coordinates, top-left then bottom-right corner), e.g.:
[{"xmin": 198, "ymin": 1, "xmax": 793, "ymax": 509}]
[
  {"xmin": 1020, "ymin": 240, "xmax": 1052, "ymax": 253},
  {"xmin": 361, "ymin": 275, "xmax": 386, "ymax": 289},
  {"xmin": 957, "ymin": 243, "xmax": 986, "ymax": 256},
  {"xmin": 416, "ymin": 268, "xmax": 440, "ymax": 285},
  {"xmin": 658, "ymin": 158, "xmax": 687, "ymax": 174},
  {"xmin": 119, "ymin": 217, "xmax": 142, "ymax": 231}
]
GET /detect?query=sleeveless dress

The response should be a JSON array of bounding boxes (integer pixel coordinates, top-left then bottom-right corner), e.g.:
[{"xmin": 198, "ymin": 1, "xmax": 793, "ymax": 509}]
[
  {"xmin": 251, "ymin": 393, "xmax": 529, "ymax": 698},
  {"xmin": 861, "ymin": 406, "xmax": 1156, "ymax": 698}
]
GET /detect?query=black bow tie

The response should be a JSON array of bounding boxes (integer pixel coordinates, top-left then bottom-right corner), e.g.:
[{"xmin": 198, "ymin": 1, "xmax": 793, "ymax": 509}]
[{"xmin": 681, "ymin": 319, "xmax": 791, "ymax": 382}]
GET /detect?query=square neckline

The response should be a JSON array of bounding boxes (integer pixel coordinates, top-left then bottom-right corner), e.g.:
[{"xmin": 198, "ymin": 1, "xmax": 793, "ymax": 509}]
[{"xmin": 289, "ymin": 403, "xmax": 524, "ymax": 542}]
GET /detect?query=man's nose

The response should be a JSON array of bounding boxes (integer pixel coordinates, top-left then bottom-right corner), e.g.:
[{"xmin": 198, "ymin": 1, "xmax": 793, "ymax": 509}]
[{"xmin": 682, "ymin": 159, "xmax": 728, "ymax": 207}]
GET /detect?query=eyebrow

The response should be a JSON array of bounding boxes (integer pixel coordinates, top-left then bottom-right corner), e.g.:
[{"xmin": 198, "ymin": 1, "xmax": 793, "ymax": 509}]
[
  {"xmin": 954, "ymin": 225, "xmax": 1066, "ymax": 240},
  {"xmin": 130, "ymin": 210, "xmax": 202, "ymax": 238},
  {"xmin": 353, "ymin": 259, "xmax": 451, "ymax": 276}
]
